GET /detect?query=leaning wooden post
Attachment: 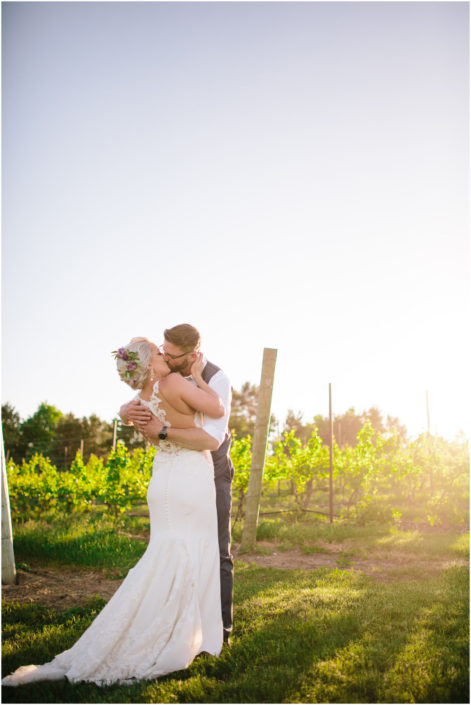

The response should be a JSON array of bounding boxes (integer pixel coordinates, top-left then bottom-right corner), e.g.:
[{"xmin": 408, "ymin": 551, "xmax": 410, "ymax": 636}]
[
  {"xmin": 329, "ymin": 383, "xmax": 334, "ymax": 524},
  {"xmin": 241, "ymin": 348, "xmax": 277, "ymax": 551},
  {"xmin": 1, "ymin": 430, "xmax": 17, "ymax": 584}
]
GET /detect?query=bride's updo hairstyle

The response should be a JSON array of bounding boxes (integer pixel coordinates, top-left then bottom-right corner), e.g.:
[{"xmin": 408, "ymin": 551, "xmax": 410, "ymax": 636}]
[{"xmin": 113, "ymin": 337, "xmax": 152, "ymax": 390}]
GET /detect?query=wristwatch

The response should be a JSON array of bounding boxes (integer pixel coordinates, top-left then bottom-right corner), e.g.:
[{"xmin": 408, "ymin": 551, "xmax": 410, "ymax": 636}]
[{"xmin": 158, "ymin": 425, "xmax": 168, "ymax": 441}]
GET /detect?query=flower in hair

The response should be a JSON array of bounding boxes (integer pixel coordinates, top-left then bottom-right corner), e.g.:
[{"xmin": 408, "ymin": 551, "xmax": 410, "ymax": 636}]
[
  {"xmin": 112, "ymin": 348, "xmax": 143, "ymax": 380},
  {"xmin": 113, "ymin": 347, "xmax": 129, "ymax": 361}
]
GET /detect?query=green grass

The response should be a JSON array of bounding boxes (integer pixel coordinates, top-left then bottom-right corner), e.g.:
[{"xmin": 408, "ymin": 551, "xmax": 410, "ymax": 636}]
[
  {"xmin": 235, "ymin": 516, "xmax": 393, "ymax": 546},
  {"xmin": 235, "ymin": 516, "xmax": 469, "ymax": 561},
  {"xmin": 300, "ymin": 544, "xmax": 331, "ymax": 555},
  {"xmin": 2, "ymin": 564, "xmax": 468, "ymax": 703},
  {"xmin": 9, "ymin": 515, "xmax": 147, "ymax": 576},
  {"xmin": 3, "ymin": 515, "xmax": 469, "ymax": 703},
  {"xmin": 16, "ymin": 511, "xmax": 466, "ymax": 571}
]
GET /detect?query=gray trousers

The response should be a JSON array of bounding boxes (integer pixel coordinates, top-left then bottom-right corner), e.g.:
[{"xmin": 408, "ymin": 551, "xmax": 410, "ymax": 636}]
[{"xmin": 214, "ymin": 465, "xmax": 234, "ymax": 636}]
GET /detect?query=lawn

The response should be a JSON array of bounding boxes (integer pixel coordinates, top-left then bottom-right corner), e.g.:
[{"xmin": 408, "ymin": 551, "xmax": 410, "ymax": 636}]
[{"xmin": 2, "ymin": 515, "xmax": 469, "ymax": 703}]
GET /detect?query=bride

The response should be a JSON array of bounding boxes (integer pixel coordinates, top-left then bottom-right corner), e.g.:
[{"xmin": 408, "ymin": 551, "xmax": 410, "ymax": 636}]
[{"xmin": 2, "ymin": 337, "xmax": 224, "ymax": 686}]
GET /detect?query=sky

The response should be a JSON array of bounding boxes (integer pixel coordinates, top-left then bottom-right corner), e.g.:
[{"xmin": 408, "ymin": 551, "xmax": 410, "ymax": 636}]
[{"xmin": 2, "ymin": 0, "xmax": 470, "ymax": 440}]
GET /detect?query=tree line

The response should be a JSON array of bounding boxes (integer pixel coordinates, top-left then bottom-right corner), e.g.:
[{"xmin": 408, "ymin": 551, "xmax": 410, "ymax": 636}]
[
  {"xmin": 4, "ymin": 386, "xmax": 468, "ymax": 530},
  {"xmin": 6, "ymin": 421, "xmax": 469, "ymax": 530},
  {"xmin": 3, "ymin": 383, "xmax": 413, "ymax": 468}
]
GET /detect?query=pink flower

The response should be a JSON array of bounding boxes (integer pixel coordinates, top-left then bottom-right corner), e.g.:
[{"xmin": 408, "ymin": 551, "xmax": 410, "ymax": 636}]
[{"xmin": 127, "ymin": 361, "xmax": 137, "ymax": 371}]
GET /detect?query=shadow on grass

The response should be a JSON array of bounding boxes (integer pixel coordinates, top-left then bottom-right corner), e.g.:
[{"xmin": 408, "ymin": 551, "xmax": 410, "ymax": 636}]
[{"xmin": 2, "ymin": 564, "xmax": 468, "ymax": 704}]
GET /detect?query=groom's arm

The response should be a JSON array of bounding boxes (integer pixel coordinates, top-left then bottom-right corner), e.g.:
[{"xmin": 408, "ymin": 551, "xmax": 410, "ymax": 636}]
[
  {"xmin": 120, "ymin": 399, "xmax": 152, "ymax": 426},
  {"xmin": 137, "ymin": 416, "xmax": 220, "ymax": 452},
  {"xmin": 120, "ymin": 400, "xmax": 221, "ymax": 451},
  {"xmin": 160, "ymin": 370, "xmax": 231, "ymax": 452},
  {"xmin": 120, "ymin": 369, "xmax": 231, "ymax": 452}
]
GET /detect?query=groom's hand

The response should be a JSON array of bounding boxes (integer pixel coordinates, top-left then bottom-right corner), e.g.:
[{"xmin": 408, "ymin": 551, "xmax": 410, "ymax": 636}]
[
  {"xmin": 122, "ymin": 400, "xmax": 153, "ymax": 427},
  {"xmin": 137, "ymin": 415, "xmax": 163, "ymax": 443}
]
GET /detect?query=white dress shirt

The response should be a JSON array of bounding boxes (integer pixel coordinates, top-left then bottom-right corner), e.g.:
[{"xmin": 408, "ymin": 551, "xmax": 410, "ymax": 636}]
[{"xmin": 186, "ymin": 355, "xmax": 231, "ymax": 445}]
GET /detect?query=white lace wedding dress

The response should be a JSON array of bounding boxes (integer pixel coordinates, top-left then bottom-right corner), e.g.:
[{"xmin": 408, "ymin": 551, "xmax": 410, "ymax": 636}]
[{"xmin": 2, "ymin": 382, "xmax": 223, "ymax": 687}]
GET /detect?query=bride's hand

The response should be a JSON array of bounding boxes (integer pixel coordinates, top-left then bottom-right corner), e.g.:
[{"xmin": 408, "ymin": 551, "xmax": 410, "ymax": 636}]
[{"xmin": 190, "ymin": 352, "xmax": 204, "ymax": 380}]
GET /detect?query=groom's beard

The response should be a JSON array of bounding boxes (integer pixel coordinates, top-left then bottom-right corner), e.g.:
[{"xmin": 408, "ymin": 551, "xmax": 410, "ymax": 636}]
[{"xmin": 168, "ymin": 359, "xmax": 192, "ymax": 376}]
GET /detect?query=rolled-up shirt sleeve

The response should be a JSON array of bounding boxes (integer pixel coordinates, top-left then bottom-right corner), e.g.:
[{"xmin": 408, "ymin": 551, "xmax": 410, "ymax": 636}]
[{"xmin": 203, "ymin": 371, "xmax": 231, "ymax": 445}]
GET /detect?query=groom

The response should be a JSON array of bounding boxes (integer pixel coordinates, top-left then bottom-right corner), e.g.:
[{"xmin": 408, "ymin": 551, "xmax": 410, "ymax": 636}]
[{"xmin": 120, "ymin": 323, "xmax": 234, "ymax": 645}]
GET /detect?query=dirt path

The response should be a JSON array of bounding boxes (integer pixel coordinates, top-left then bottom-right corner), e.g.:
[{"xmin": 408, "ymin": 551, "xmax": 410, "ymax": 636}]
[
  {"xmin": 2, "ymin": 543, "xmax": 467, "ymax": 610},
  {"xmin": 233, "ymin": 541, "xmax": 468, "ymax": 579},
  {"xmin": 2, "ymin": 566, "xmax": 122, "ymax": 610}
]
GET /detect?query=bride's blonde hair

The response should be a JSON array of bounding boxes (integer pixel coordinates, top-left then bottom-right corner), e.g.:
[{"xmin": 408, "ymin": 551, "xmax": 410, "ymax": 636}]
[{"xmin": 114, "ymin": 337, "xmax": 153, "ymax": 389}]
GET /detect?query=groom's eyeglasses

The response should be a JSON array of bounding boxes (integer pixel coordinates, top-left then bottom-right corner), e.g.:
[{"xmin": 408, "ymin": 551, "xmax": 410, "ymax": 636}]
[{"xmin": 159, "ymin": 345, "xmax": 192, "ymax": 360}]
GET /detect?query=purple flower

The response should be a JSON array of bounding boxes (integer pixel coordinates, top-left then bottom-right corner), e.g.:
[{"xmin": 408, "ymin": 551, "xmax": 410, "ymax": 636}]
[
  {"xmin": 117, "ymin": 348, "xmax": 129, "ymax": 361},
  {"xmin": 127, "ymin": 361, "xmax": 137, "ymax": 371}
]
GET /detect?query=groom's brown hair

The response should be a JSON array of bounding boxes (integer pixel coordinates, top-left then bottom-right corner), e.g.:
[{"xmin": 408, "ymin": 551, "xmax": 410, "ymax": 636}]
[{"xmin": 164, "ymin": 324, "xmax": 201, "ymax": 353}]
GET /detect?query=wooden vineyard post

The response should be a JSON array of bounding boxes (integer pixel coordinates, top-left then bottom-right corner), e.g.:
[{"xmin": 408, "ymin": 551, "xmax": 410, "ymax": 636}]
[
  {"xmin": 112, "ymin": 418, "xmax": 118, "ymax": 451},
  {"xmin": 1, "ymin": 430, "xmax": 16, "ymax": 584},
  {"xmin": 329, "ymin": 383, "xmax": 334, "ymax": 524},
  {"xmin": 426, "ymin": 390, "xmax": 431, "ymax": 436},
  {"xmin": 241, "ymin": 348, "xmax": 277, "ymax": 551},
  {"xmin": 426, "ymin": 390, "xmax": 433, "ymax": 494}
]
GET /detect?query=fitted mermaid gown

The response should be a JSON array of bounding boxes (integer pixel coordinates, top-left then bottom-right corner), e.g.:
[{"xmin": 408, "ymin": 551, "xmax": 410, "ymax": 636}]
[{"xmin": 2, "ymin": 383, "xmax": 223, "ymax": 686}]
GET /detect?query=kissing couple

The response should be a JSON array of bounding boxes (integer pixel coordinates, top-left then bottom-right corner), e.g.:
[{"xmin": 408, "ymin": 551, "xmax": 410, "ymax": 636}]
[{"xmin": 3, "ymin": 324, "xmax": 234, "ymax": 687}]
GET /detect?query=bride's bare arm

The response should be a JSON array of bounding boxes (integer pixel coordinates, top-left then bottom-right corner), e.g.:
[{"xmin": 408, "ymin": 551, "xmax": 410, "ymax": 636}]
[
  {"xmin": 173, "ymin": 377, "xmax": 224, "ymax": 418},
  {"xmin": 121, "ymin": 356, "xmax": 225, "ymax": 447},
  {"xmin": 162, "ymin": 360, "xmax": 225, "ymax": 418}
]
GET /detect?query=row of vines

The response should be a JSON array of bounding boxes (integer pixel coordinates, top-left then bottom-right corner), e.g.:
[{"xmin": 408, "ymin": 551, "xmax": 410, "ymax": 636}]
[{"xmin": 6, "ymin": 421, "xmax": 469, "ymax": 528}]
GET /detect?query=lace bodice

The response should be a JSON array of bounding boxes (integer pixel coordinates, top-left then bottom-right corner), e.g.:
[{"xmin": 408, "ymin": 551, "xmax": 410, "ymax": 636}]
[
  {"xmin": 138, "ymin": 381, "xmax": 203, "ymax": 454},
  {"xmin": 138, "ymin": 381, "xmax": 168, "ymax": 425}
]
